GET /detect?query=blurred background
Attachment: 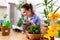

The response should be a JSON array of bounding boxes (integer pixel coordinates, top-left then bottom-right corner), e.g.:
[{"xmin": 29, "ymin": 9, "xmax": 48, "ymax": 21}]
[{"xmin": 0, "ymin": 0, "xmax": 60, "ymax": 26}]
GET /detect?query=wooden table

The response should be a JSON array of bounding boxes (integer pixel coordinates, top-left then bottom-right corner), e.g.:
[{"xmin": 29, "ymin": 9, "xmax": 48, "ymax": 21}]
[{"xmin": 0, "ymin": 30, "xmax": 27, "ymax": 40}]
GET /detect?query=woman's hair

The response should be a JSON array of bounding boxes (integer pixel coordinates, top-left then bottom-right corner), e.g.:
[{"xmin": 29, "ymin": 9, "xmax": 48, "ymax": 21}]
[{"xmin": 21, "ymin": 3, "xmax": 34, "ymax": 15}]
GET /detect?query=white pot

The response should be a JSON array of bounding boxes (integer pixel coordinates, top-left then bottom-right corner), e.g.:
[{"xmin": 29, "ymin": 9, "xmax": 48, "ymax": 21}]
[{"xmin": 54, "ymin": 37, "xmax": 60, "ymax": 40}]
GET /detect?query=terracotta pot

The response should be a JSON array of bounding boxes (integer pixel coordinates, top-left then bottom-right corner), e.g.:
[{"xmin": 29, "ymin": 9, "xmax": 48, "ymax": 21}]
[
  {"xmin": 1, "ymin": 26, "xmax": 10, "ymax": 36},
  {"xmin": 25, "ymin": 31, "xmax": 41, "ymax": 40},
  {"xmin": 0, "ymin": 27, "xmax": 1, "ymax": 31},
  {"xmin": 28, "ymin": 34, "xmax": 41, "ymax": 40},
  {"xmin": 25, "ymin": 31, "xmax": 29, "ymax": 39}
]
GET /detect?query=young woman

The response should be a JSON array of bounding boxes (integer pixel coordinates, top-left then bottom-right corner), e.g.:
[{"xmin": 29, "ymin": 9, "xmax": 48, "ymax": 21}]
[
  {"xmin": 21, "ymin": 3, "xmax": 49, "ymax": 34},
  {"xmin": 21, "ymin": 3, "xmax": 41, "ymax": 26}
]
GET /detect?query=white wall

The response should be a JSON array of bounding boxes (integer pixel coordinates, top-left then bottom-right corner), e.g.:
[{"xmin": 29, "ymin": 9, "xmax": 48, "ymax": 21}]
[{"xmin": 0, "ymin": 7, "xmax": 7, "ymax": 20}]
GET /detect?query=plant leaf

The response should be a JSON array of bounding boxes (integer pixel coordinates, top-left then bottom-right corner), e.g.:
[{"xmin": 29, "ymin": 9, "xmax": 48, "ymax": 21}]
[
  {"xmin": 44, "ymin": 9, "xmax": 47, "ymax": 18},
  {"xmin": 47, "ymin": 0, "xmax": 52, "ymax": 4},
  {"xmin": 54, "ymin": 7, "xmax": 60, "ymax": 13},
  {"xmin": 44, "ymin": 0, "xmax": 48, "ymax": 5}
]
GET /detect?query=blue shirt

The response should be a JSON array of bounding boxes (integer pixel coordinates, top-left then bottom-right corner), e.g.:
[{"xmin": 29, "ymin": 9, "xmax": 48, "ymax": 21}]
[{"xmin": 24, "ymin": 14, "xmax": 41, "ymax": 26}]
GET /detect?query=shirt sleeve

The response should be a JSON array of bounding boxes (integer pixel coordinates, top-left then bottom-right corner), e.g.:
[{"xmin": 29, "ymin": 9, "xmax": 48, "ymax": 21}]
[{"xmin": 30, "ymin": 15, "xmax": 41, "ymax": 26}]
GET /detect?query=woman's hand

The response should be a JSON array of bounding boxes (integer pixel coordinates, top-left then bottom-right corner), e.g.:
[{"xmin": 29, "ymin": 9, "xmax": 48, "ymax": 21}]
[{"xmin": 29, "ymin": 21, "xmax": 35, "ymax": 26}]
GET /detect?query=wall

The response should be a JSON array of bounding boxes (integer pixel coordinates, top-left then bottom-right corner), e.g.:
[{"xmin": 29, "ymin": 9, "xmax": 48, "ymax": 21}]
[
  {"xmin": 0, "ymin": 7, "xmax": 7, "ymax": 20},
  {"xmin": 0, "ymin": 0, "xmax": 21, "ymax": 25}
]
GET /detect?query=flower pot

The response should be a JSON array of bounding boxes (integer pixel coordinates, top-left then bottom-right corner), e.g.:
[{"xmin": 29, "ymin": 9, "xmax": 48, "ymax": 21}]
[
  {"xmin": 0, "ymin": 27, "xmax": 1, "ymax": 31},
  {"xmin": 25, "ymin": 31, "xmax": 41, "ymax": 40},
  {"xmin": 28, "ymin": 34, "xmax": 41, "ymax": 40},
  {"xmin": 1, "ymin": 26, "xmax": 10, "ymax": 36}
]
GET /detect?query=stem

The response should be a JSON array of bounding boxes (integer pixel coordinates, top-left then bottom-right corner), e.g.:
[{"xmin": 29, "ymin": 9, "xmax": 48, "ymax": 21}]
[{"xmin": 51, "ymin": 0, "xmax": 53, "ymax": 12}]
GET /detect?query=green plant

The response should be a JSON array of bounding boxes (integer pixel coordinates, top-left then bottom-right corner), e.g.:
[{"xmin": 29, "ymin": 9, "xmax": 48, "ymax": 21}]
[
  {"xmin": 56, "ymin": 20, "xmax": 60, "ymax": 25},
  {"xmin": 28, "ymin": 25, "xmax": 40, "ymax": 34},
  {"xmin": 35, "ymin": 0, "xmax": 60, "ymax": 25},
  {"xmin": 1, "ymin": 13, "xmax": 11, "ymax": 27},
  {"xmin": 17, "ymin": 0, "xmax": 27, "ymax": 27},
  {"xmin": 17, "ymin": 18, "xmax": 23, "ymax": 27}
]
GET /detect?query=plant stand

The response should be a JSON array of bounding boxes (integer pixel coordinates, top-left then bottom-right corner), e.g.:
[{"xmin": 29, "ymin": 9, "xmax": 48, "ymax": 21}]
[{"xmin": 1, "ymin": 26, "xmax": 10, "ymax": 36}]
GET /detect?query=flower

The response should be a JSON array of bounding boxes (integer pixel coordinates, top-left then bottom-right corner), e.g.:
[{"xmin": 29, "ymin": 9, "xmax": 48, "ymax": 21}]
[{"xmin": 49, "ymin": 12, "xmax": 60, "ymax": 22}]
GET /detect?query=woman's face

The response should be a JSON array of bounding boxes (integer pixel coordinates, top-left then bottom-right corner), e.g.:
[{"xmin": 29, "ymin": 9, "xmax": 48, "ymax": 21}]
[{"xmin": 21, "ymin": 8, "xmax": 32, "ymax": 17}]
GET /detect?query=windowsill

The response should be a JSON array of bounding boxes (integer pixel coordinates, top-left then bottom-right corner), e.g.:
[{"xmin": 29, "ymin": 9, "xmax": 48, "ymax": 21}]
[{"xmin": 0, "ymin": 5, "xmax": 7, "ymax": 8}]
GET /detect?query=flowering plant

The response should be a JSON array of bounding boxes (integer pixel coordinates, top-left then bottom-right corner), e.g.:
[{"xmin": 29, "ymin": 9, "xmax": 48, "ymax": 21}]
[
  {"xmin": 36, "ymin": 0, "xmax": 60, "ymax": 40},
  {"xmin": 0, "ymin": 13, "xmax": 11, "ymax": 27}
]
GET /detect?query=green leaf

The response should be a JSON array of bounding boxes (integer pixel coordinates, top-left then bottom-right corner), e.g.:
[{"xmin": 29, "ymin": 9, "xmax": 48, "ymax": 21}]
[
  {"xmin": 17, "ymin": 4, "xmax": 22, "ymax": 10},
  {"xmin": 29, "ymin": 25, "xmax": 40, "ymax": 34},
  {"xmin": 6, "ymin": 21, "xmax": 11, "ymax": 27},
  {"xmin": 54, "ymin": 7, "xmax": 60, "ymax": 13},
  {"xmin": 44, "ymin": 0, "xmax": 48, "ymax": 5},
  {"xmin": 44, "ymin": 9, "xmax": 47, "ymax": 18},
  {"xmin": 17, "ymin": 18, "xmax": 23, "ymax": 27},
  {"xmin": 56, "ymin": 20, "xmax": 60, "ymax": 25},
  {"xmin": 47, "ymin": 0, "xmax": 52, "ymax": 4},
  {"xmin": 17, "ymin": 0, "xmax": 26, "ymax": 10}
]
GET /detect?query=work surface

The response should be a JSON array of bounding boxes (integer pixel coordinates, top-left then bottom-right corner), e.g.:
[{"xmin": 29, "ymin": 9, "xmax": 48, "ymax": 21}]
[{"xmin": 0, "ymin": 30, "xmax": 27, "ymax": 40}]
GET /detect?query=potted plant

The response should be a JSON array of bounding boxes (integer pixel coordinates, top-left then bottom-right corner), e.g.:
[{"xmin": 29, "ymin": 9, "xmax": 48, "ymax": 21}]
[
  {"xmin": 26, "ymin": 25, "xmax": 41, "ymax": 40},
  {"xmin": 1, "ymin": 13, "xmax": 11, "ymax": 36},
  {"xmin": 17, "ymin": 0, "xmax": 27, "ymax": 27},
  {"xmin": 0, "ymin": 20, "xmax": 4, "ymax": 31}
]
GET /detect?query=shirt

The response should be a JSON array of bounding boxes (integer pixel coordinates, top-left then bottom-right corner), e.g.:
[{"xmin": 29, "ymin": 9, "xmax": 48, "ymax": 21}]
[{"xmin": 24, "ymin": 14, "xmax": 41, "ymax": 26}]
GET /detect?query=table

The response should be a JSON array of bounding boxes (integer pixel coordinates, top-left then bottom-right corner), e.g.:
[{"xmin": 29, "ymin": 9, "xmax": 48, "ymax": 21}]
[{"xmin": 0, "ymin": 30, "xmax": 27, "ymax": 40}]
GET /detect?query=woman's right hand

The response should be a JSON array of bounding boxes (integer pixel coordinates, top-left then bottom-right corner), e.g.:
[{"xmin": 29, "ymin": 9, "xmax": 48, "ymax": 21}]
[{"xmin": 29, "ymin": 21, "xmax": 35, "ymax": 26}]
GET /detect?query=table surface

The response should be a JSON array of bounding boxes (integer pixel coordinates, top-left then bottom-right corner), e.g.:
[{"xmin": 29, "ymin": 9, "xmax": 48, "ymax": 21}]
[{"xmin": 0, "ymin": 30, "xmax": 27, "ymax": 40}]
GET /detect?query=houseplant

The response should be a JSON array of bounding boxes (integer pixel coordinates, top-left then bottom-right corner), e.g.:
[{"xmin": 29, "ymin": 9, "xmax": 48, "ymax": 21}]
[
  {"xmin": 26, "ymin": 25, "xmax": 41, "ymax": 40},
  {"xmin": 0, "ymin": 20, "xmax": 4, "ymax": 31},
  {"xmin": 35, "ymin": 0, "xmax": 60, "ymax": 40},
  {"xmin": 1, "ymin": 13, "xmax": 11, "ymax": 36},
  {"xmin": 17, "ymin": 0, "xmax": 27, "ymax": 27}
]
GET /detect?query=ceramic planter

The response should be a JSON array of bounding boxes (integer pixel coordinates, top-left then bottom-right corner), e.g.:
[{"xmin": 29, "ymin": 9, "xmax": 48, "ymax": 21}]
[
  {"xmin": 25, "ymin": 31, "xmax": 41, "ymax": 40},
  {"xmin": 1, "ymin": 26, "xmax": 10, "ymax": 36}
]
